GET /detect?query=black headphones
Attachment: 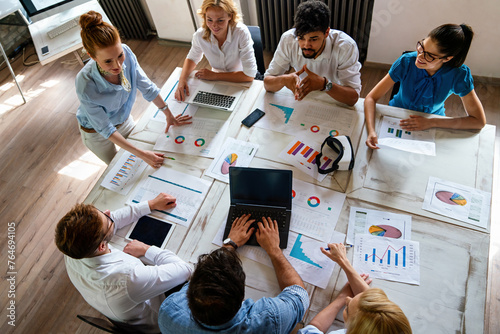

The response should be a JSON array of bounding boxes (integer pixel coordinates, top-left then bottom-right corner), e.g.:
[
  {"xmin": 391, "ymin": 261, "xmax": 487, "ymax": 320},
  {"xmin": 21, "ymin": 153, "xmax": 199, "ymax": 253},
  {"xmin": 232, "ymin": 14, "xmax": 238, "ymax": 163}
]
[{"xmin": 315, "ymin": 136, "xmax": 355, "ymax": 174}]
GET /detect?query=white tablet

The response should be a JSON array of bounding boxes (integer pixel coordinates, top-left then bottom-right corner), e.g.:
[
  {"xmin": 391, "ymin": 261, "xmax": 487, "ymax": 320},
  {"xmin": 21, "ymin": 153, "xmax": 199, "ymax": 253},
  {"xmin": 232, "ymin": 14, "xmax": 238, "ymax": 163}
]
[{"xmin": 125, "ymin": 215, "xmax": 175, "ymax": 249}]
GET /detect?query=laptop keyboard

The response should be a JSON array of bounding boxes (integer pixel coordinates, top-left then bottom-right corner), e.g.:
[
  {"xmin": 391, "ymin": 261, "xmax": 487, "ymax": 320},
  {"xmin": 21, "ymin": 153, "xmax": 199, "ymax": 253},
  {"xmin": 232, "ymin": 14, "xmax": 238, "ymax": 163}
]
[
  {"xmin": 193, "ymin": 91, "xmax": 236, "ymax": 109},
  {"xmin": 230, "ymin": 207, "xmax": 288, "ymax": 231}
]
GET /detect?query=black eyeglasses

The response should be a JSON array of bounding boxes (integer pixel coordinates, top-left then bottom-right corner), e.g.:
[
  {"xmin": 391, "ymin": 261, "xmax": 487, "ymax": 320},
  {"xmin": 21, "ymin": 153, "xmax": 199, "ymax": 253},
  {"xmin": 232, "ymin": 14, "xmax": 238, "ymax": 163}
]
[
  {"xmin": 97, "ymin": 209, "xmax": 114, "ymax": 244},
  {"xmin": 416, "ymin": 40, "xmax": 448, "ymax": 62}
]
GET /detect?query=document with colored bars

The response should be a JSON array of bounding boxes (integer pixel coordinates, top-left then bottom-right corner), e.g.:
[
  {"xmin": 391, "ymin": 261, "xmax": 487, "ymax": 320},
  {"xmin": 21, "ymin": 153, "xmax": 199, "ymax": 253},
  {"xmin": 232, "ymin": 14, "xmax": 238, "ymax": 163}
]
[
  {"xmin": 213, "ymin": 178, "xmax": 347, "ymax": 288},
  {"xmin": 254, "ymin": 90, "xmax": 358, "ymax": 141}
]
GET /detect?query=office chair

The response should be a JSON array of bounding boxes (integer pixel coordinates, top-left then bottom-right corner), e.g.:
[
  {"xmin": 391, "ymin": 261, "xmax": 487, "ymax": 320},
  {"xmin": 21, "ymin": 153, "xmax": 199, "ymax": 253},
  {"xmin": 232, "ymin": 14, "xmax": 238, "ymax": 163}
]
[
  {"xmin": 247, "ymin": 26, "xmax": 266, "ymax": 80},
  {"xmin": 389, "ymin": 51, "xmax": 413, "ymax": 100},
  {"xmin": 76, "ymin": 315, "xmax": 155, "ymax": 334}
]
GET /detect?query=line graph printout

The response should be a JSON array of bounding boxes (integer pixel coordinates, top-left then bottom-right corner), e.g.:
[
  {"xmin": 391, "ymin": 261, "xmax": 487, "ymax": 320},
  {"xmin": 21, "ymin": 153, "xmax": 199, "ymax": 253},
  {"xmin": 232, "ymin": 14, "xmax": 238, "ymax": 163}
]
[
  {"xmin": 378, "ymin": 116, "xmax": 436, "ymax": 156},
  {"xmin": 100, "ymin": 151, "xmax": 147, "ymax": 195},
  {"xmin": 353, "ymin": 234, "xmax": 420, "ymax": 285},
  {"xmin": 290, "ymin": 179, "xmax": 346, "ymax": 241},
  {"xmin": 422, "ymin": 176, "xmax": 491, "ymax": 229},
  {"xmin": 346, "ymin": 207, "xmax": 412, "ymax": 245},
  {"xmin": 128, "ymin": 167, "xmax": 211, "ymax": 227},
  {"xmin": 212, "ymin": 225, "xmax": 346, "ymax": 288},
  {"xmin": 279, "ymin": 137, "xmax": 339, "ymax": 182},
  {"xmin": 255, "ymin": 91, "xmax": 357, "ymax": 141},
  {"xmin": 154, "ymin": 116, "xmax": 229, "ymax": 158}
]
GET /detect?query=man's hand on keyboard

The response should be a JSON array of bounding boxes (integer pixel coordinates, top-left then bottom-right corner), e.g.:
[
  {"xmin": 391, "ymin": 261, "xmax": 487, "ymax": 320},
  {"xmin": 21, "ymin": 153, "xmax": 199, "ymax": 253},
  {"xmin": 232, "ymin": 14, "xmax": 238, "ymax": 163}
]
[
  {"xmin": 256, "ymin": 217, "xmax": 281, "ymax": 256},
  {"xmin": 195, "ymin": 69, "xmax": 216, "ymax": 81},
  {"xmin": 228, "ymin": 214, "xmax": 256, "ymax": 247}
]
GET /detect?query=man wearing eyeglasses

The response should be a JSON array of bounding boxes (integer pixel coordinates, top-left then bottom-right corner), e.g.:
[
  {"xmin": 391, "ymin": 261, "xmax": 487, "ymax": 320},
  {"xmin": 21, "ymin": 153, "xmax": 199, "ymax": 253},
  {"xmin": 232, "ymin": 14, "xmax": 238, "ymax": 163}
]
[
  {"xmin": 263, "ymin": 0, "xmax": 361, "ymax": 106},
  {"xmin": 55, "ymin": 193, "xmax": 192, "ymax": 334}
]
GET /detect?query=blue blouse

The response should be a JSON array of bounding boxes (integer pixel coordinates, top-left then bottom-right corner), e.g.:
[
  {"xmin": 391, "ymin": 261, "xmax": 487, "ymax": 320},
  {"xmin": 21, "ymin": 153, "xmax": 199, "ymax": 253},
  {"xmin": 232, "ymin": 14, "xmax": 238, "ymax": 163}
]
[
  {"xmin": 388, "ymin": 51, "xmax": 474, "ymax": 116},
  {"xmin": 76, "ymin": 44, "xmax": 160, "ymax": 138}
]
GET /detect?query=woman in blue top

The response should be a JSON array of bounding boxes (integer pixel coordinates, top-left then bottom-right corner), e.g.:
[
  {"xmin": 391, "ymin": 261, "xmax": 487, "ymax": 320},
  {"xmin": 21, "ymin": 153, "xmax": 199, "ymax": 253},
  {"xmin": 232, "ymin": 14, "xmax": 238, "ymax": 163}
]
[
  {"xmin": 76, "ymin": 11, "xmax": 191, "ymax": 167},
  {"xmin": 364, "ymin": 24, "xmax": 486, "ymax": 149}
]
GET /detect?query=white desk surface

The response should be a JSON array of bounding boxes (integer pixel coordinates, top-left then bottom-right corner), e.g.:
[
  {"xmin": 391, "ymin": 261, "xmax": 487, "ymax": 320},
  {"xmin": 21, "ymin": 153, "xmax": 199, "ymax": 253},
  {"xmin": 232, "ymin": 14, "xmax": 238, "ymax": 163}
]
[
  {"xmin": 84, "ymin": 69, "xmax": 493, "ymax": 334},
  {"xmin": 28, "ymin": 0, "xmax": 110, "ymax": 65}
]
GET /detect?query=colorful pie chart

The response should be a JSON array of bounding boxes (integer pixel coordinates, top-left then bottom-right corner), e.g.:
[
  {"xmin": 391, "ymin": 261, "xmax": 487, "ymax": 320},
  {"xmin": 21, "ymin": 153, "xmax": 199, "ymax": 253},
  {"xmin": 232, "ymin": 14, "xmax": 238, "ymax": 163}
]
[
  {"xmin": 307, "ymin": 196, "xmax": 320, "ymax": 207},
  {"xmin": 221, "ymin": 153, "xmax": 238, "ymax": 174},
  {"xmin": 292, "ymin": 190, "xmax": 296, "ymax": 198},
  {"xmin": 310, "ymin": 125, "xmax": 320, "ymax": 133},
  {"xmin": 369, "ymin": 225, "xmax": 402, "ymax": 239},
  {"xmin": 174, "ymin": 136, "xmax": 185, "ymax": 144},
  {"xmin": 435, "ymin": 191, "xmax": 467, "ymax": 206},
  {"xmin": 329, "ymin": 130, "xmax": 339, "ymax": 137},
  {"xmin": 194, "ymin": 138, "xmax": 205, "ymax": 147}
]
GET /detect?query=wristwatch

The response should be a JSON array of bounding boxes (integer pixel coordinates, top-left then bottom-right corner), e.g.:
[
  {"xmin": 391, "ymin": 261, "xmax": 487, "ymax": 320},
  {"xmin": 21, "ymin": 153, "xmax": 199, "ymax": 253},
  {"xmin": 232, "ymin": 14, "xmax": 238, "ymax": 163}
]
[
  {"xmin": 322, "ymin": 77, "xmax": 333, "ymax": 92},
  {"xmin": 223, "ymin": 238, "xmax": 238, "ymax": 250},
  {"xmin": 159, "ymin": 104, "xmax": 169, "ymax": 112}
]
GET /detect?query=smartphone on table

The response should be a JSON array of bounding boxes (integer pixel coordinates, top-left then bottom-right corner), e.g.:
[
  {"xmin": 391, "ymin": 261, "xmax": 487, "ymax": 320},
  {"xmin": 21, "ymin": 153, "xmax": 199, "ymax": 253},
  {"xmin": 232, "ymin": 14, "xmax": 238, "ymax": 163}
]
[{"xmin": 242, "ymin": 108, "xmax": 265, "ymax": 127}]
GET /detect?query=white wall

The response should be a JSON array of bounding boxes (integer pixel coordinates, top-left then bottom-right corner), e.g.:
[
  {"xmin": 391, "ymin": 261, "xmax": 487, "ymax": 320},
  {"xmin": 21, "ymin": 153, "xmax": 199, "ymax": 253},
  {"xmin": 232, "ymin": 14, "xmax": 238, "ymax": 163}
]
[{"xmin": 367, "ymin": 0, "xmax": 500, "ymax": 78}]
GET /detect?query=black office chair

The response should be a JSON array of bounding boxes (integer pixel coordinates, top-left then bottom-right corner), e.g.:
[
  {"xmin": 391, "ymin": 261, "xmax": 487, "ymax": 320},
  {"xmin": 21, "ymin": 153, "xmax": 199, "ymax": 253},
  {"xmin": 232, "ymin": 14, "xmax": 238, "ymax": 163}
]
[
  {"xmin": 77, "ymin": 315, "xmax": 158, "ymax": 333},
  {"xmin": 247, "ymin": 26, "xmax": 266, "ymax": 80},
  {"xmin": 389, "ymin": 51, "xmax": 413, "ymax": 100}
]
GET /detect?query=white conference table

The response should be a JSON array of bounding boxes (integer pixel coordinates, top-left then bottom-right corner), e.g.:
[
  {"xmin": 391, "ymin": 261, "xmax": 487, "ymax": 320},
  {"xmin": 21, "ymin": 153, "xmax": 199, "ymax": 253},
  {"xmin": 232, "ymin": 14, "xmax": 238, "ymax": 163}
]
[{"xmin": 84, "ymin": 68, "xmax": 494, "ymax": 334}]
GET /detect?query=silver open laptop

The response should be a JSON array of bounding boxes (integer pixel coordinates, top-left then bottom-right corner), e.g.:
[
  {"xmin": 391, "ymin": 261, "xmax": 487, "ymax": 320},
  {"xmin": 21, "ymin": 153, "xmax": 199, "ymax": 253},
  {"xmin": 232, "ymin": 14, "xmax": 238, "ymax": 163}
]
[{"xmin": 185, "ymin": 81, "xmax": 244, "ymax": 112}]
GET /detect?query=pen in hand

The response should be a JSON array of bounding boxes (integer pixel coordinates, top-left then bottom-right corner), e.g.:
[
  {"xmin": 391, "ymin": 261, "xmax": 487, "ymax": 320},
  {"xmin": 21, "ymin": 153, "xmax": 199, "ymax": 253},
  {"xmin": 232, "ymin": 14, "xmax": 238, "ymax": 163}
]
[{"xmin": 325, "ymin": 245, "xmax": 353, "ymax": 251}]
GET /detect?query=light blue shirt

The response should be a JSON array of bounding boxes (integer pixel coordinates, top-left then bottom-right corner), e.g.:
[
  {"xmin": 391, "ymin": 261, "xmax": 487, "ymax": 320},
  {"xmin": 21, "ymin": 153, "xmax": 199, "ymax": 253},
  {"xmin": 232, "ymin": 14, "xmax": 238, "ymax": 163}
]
[
  {"xmin": 389, "ymin": 51, "xmax": 474, "ymax": 116},
  {"xmin": 158, "ymin": 283, "xmax": 310, "ymax": 334},
  {"xmin": 76, "ymin": 44, "xmax": 160, "ymax": 138}
]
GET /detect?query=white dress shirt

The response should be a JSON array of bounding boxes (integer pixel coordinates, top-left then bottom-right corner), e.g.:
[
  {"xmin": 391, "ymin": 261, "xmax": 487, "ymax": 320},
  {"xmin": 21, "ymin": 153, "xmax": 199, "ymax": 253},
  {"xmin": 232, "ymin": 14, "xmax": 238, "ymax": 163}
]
[
  {"xmin": 264, "ymin": 28, "xmax": 362, "ymax": 95},
  {"xmin": 186, "ymin": 22, "xmax": 257, "ymax": 78},
  {"xmin": 64, "ymin": 201, "xmax": 193, "ymax": 333}
]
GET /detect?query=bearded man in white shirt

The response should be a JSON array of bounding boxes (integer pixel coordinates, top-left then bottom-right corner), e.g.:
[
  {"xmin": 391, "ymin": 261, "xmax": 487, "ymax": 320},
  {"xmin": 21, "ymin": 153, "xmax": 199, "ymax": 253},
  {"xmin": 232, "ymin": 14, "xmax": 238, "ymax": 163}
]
[
  {"xmin": 264, "ymin": 0, "xmax": 362, "ymax": 106},
  {"xmin": 55, "ymin": 193, "xmax": 192, "ymax": 334}
]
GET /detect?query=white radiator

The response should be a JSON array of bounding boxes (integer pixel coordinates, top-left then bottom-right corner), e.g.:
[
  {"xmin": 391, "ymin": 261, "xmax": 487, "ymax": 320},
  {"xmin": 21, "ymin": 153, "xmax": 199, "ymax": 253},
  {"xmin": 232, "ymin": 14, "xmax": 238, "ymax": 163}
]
[{"xmin": 256, "ymin": 0, "xmax": 374, "ymax": 64}]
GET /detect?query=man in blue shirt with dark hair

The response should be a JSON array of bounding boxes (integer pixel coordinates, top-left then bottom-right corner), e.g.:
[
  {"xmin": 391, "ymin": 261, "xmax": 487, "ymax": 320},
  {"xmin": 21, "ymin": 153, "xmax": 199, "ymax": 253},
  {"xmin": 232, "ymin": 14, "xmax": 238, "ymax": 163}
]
[{"xmin": 158, "ymin": 214, "xmax": 310, "ymax": 333}]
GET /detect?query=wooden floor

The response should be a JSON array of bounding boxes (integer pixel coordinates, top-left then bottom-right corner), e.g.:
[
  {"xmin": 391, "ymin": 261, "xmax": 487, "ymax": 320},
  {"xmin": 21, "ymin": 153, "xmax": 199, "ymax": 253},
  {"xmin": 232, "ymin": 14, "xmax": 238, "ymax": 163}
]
[{"xmin": 0, "ymin": 38, "xmax": 498, "ymax": 334}]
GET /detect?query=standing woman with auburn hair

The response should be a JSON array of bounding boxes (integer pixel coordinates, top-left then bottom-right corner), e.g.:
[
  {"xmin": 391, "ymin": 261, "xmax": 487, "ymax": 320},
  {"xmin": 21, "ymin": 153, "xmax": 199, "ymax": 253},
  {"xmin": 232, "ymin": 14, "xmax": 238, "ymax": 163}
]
[
  {"xmin": 76, "ymin": 11, "xmax": 192, "ymax": 167},
  {"xmin": 364, "ymin": 24, "xmax": 486, "ymax": 149},
  {"xmin": 175, "ymin": 0, "xmax": 257, "ymax": 101}
]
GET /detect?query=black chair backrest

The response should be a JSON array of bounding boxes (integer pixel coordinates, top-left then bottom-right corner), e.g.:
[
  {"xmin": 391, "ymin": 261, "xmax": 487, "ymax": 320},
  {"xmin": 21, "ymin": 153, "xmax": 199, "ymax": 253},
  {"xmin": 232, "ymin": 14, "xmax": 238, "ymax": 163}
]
[
  {"xmin": 390, "ymin": 51, "xmax": 414, "ymax": 100},
  {"xmin": 247, "ymin": 26, "xmax": 266, "ymax": 78}
]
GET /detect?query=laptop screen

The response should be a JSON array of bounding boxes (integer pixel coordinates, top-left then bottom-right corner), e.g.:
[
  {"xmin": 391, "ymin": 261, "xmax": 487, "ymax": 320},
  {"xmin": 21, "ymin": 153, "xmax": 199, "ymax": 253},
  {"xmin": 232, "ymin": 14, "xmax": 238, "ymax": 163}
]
[{"xmin": 229, "ymin": 167, "xmax": 292, "ymax": 210}]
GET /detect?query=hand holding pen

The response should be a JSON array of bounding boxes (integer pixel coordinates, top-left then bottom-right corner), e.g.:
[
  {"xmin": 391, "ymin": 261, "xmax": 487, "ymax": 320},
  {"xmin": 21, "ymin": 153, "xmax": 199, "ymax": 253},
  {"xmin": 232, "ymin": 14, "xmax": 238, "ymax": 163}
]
[{"xmin": 321, "ymin": 243, "xmax": 351, "ymax": 266}]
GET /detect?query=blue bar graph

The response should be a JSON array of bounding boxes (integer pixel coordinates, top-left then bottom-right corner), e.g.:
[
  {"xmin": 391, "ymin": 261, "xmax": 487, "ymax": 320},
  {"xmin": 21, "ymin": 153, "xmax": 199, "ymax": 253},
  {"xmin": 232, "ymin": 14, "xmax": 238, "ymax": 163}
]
[{"xmin": 365, "ymin": 245, "xmax": 407, "ymax": 267}]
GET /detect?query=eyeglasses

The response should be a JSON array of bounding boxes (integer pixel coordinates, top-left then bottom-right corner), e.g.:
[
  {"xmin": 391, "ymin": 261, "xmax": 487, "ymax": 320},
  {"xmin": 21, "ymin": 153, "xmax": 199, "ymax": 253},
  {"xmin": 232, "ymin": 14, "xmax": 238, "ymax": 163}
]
[
  {"xmin": 97, "ymin": 209, "xmax": 114, "ymax": 245},
  {"xmin": 416, "ymin": 40, "xmax": 448, "ymax": 62}
]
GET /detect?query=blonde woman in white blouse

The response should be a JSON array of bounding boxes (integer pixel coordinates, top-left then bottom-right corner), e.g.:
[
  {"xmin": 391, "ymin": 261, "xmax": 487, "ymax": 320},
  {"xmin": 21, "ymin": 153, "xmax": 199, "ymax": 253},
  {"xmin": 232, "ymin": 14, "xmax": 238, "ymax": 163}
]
[{"xmin": 175, "ymin": 0, "xmax": 257, "ymax": 101}]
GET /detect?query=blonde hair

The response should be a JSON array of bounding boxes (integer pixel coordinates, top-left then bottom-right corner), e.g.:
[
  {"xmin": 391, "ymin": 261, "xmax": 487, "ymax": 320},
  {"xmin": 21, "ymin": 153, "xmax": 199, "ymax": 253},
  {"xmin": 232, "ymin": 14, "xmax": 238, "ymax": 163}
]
[
  {"xmin": 197, "ymin": 0, "xmax": 241, "ymax": 41},
  {"xmin": 79, "ymin": 10, "xmax": 120, "ymax": 58},
  {"xmin": 346, "ymin": 289, "xmax": 412, "ymax": 334}
]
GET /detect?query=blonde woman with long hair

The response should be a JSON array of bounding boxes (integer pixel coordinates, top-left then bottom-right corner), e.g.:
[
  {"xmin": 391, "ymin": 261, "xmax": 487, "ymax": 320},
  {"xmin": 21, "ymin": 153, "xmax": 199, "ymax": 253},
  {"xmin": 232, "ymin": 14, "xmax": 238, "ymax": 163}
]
[
  {"xmin": 299, "ymin": 243, "xmax": 412, "ymax": 334},
  {"xmin": 175, "ymin": 0, "xmax": 257, "ymax": 101}
]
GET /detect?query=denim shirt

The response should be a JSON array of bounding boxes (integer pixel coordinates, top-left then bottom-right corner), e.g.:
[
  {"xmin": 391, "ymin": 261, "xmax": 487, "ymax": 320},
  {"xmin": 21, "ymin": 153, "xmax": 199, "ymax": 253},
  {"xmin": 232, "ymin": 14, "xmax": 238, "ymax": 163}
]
[
  {"xmin": 75, "ymin": 44, "xmax": 160, "ymax": 138},
  {"xmin": 158, "ymin": 283, "xmax": 309, "ymax": 334}
]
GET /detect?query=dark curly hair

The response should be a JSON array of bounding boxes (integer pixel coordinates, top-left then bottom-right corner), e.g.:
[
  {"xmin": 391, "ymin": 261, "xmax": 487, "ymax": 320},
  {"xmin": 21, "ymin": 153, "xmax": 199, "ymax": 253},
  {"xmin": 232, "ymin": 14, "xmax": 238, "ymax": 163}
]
[
  {"xmin": 187, "ymin": 247, "xmax": 246, "ymax": 326},
  {"xmin": 293, "ymin": 0, "xmax": 330, "ymax": 37}
]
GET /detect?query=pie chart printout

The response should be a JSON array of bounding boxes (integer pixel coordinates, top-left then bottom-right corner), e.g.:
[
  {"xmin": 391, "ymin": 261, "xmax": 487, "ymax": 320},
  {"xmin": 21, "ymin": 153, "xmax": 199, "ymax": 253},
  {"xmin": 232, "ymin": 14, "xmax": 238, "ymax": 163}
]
[
  {"xmin": 369, "ymin": 225, "xmax": 402, "ymax": 239},
  {"xmin": 221, "ymin": 153, "xmax": 238, "ymax": 175},
  {"xmin": 435, "ymin": 191, "xmax": 467, "ymax": 206}
]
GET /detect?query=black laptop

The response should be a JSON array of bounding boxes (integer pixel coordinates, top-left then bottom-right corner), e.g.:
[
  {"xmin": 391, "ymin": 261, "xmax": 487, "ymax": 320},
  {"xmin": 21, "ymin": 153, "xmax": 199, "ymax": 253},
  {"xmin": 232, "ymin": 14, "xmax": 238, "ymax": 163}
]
[{"xmin": 223, "ymin": 167, "xmax": 292, "ymax": 249}]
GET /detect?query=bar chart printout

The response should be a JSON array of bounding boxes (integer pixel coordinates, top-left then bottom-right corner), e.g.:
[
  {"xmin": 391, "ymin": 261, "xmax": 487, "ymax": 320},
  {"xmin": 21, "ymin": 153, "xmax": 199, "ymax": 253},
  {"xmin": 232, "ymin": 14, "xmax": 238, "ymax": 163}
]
[
  {"xmin": 353, "ymin": 234, "xmax": 420, "ymax": 285},
  {"xmin": 279, "ymin": 138, "xmax": 334, "ymax": 182},
  {"xmin": 101, "ymin": 151, "xmax": 147, "ymax": 195}
]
